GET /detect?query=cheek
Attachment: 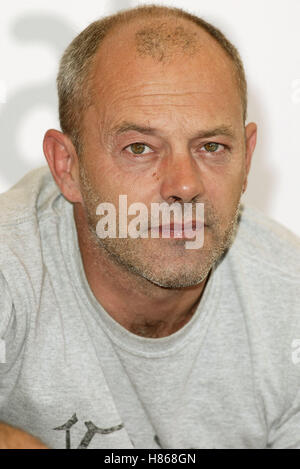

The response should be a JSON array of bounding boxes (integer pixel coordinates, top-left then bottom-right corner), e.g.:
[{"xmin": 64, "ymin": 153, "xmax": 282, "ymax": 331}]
[
  {"xmin": 204, "ymin": 164, "xmax": 244, "ymax": 215},
  {"xmin": 98, "ymin": 161, "xmax": 156, "ymax": 206}
]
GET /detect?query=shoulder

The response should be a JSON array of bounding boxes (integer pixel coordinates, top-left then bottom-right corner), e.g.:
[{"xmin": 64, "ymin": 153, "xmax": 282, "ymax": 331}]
[
  {"xmin": 0, "ymin": 167, "xmax": 67, "ymax": 312},
  {"xmin": 224, "ymin": 203, "xmax": 300, "ymax": 331},
  {"xmin": 228, "ymin": 206, "xmax": 300, "ymax": 420},
  {"xmin": 231, "ymin": 203, "xmax": 300, "ymax": 280},
  {"xmin": 0, "ymin": 166, "xmax": 60, "ymax": 228}
]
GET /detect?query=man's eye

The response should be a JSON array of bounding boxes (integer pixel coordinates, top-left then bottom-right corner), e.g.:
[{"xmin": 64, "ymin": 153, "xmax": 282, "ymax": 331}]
[
  {"xmin": 202, "ymin": 142, "xmax": 223, "ymax": 152},
  {"xmin": 125, "ymin": 143, "xmax": 152, "ymax": 155}
]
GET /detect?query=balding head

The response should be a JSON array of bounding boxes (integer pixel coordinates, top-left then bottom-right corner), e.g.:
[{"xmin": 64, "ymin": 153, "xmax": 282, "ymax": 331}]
[
  {"xmin": 135, "ymin": 21, "xmax": 200, "ymax": 62},
  {"xmin": 57, "ymin": 5, "xmax": 247, "ymax": 157}
]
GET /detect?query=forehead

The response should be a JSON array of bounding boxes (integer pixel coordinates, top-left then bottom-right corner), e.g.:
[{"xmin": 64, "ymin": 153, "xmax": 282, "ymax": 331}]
[{"xmin": 89, "ymin": 18, "xmax": 243, "ymax": 127}]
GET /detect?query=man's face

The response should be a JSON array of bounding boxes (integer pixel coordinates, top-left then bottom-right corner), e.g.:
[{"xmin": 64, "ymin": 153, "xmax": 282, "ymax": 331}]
[{"xmin": 77, "ymin": 20, "xmax": 253, "ymax": 288}]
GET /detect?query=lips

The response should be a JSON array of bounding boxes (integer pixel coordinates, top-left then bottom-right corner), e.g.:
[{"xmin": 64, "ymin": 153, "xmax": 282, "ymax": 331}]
[{"xmin": 151, "ymin": 220, "xmax": 205, "ymax": 239}]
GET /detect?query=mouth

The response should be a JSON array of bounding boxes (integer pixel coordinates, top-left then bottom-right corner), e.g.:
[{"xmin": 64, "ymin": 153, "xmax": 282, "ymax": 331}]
[{"xmin": 150, "ymin": 220, "xmax": 206, "ymax": 239}]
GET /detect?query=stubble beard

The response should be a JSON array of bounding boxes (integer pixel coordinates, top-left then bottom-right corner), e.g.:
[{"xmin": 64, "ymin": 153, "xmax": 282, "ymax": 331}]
[{"xmin": 78, "ymin": 164, "xmax": 242, "ymax": 289}]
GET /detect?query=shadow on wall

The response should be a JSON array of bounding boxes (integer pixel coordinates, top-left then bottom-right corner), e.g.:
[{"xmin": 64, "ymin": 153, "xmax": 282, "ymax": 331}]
[
  {"xmin": 0, "ymin": 15, "xmax": 75, "ymax": 185},
  {"xmin": 0, "ymin": 14, "xmax": 75, "ymax": 186},
  {"xmin": 0, "ymin": 5, "xmax": 276, "ymax": 216},
  {"xmin": 0, "ymin": 0, "xmax": 131, "ymax": 188}
]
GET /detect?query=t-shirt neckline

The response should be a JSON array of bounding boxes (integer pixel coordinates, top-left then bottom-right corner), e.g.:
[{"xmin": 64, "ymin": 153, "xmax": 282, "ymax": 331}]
[{"xmin": 63, "ymin": 199, "xmax": 223, "ymax": 358}]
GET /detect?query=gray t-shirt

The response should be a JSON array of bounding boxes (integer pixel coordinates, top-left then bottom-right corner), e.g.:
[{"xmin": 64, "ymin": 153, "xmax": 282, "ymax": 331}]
[{"xmin": 0, "ymin": 166, "xmax": 300, "ymax": 449}]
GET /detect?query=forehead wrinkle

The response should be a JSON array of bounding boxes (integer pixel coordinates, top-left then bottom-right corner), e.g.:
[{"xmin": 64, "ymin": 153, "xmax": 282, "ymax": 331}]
[
  {"xmin": 105, "ymin": 90, "xmax": 221, "ymax": 110},
  {"xmin": 107, "ymin": 120, "xmax": 236, "ymax": 140},
  {"xmin": 93, "ymin": 74, "xmax": 214, "ymax": 110},
  {"xmin": 107, "ymin": 88, "xmax": 207, "ymax": 102}
]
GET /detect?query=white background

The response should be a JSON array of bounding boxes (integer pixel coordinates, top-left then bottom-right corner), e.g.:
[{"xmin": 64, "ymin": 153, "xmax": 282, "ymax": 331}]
[{"xmin": 0, "ymin": 0, "xmax": 299, "ymax": 236}]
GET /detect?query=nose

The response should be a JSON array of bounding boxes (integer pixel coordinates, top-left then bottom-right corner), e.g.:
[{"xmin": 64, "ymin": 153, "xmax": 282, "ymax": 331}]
[{"xmin": 159, "ymin": 151, "xmax": 204, "ymax": 204}]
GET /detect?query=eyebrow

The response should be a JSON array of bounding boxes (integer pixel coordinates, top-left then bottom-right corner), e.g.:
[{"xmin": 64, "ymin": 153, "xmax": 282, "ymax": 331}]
[
  {"xmin": 111, "ymin": 122, "xmax": 236, "ymax": 139},
  {"xmin": 112, "ymin": 122, "xmax": 158, "ymax": 136}
]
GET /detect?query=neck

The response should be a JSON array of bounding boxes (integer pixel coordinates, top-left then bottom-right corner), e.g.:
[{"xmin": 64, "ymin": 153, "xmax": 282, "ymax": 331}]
[{"xmin": 73, "ymin": 203, "xmax": 210, "ymax": 338}]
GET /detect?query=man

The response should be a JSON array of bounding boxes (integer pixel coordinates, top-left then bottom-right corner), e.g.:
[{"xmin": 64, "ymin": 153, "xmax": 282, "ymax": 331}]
[{"xmin": 0, "ymin": 4, "xmax": 299, "ymax": 449}]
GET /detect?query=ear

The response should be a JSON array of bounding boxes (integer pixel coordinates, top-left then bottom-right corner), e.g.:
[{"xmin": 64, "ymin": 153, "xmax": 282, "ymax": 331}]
[
  {"xmin": 242, "ymin": 122, "xmax": 257, "ymax": 193},
  {"xmin": 43, "ymin": 129, "xmax": 83, "ymax": 204}
]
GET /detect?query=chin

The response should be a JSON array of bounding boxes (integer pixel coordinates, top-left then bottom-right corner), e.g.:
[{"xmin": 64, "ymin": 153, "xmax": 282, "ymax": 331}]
[{"xmin": 139, "ymin": 262, "xmax": 212, "ymax": 289}]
